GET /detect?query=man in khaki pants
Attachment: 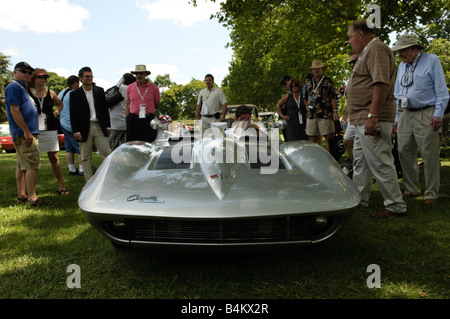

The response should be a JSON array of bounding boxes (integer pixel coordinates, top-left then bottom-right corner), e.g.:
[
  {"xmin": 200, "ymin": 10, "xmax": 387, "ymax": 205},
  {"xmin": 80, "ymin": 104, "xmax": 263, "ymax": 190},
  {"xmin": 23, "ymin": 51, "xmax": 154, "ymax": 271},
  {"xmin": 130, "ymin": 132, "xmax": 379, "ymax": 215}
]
[{"xmin": 392, "ymin": 35, "xmax": 449, "ymax": 205}]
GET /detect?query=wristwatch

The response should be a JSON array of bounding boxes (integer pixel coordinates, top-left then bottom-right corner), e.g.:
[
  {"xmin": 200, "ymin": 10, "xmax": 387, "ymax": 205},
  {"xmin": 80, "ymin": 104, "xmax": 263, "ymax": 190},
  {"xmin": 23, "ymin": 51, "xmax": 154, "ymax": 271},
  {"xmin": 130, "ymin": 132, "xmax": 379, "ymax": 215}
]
[{"xmin": 368, "ymin": 113, "xmax": 378, "ymax": 118}]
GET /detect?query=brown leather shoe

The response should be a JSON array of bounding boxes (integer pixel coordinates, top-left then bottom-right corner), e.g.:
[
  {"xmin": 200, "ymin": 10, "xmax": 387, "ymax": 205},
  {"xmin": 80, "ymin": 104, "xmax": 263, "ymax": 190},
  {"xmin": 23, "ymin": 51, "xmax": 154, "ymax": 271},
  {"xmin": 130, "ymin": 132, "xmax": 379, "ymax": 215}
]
[
  {"xmin": 371, "ymin": 209, "xmax": 406, "ymax": 218},
  {"xmin": 424, "ymin": 198, "xmax": 437, "ymax": 205}
]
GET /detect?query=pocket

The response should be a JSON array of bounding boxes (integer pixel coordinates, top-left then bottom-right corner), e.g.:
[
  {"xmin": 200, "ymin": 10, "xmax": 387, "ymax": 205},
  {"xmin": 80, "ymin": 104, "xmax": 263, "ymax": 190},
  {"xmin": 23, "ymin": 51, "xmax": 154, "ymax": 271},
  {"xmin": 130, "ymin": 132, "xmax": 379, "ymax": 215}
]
[{"xmin": 415, "ymin": 75, "xmax": 432, "ymax": 91}]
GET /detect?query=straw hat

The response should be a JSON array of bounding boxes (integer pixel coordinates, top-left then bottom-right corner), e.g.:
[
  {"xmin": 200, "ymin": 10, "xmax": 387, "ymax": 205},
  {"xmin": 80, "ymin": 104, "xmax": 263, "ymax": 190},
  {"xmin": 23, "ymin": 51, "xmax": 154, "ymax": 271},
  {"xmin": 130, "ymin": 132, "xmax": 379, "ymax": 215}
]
[
  {"xmin": 308, "ymin": 60, "xmax": 327, "ymax": 70},
  {"xmin": 391, "ymin": 34, "xmax": 425, "ymax": 51},
  {"xmin": 131, "ymin": 64, "xmax": 151, "ymax": 75}
]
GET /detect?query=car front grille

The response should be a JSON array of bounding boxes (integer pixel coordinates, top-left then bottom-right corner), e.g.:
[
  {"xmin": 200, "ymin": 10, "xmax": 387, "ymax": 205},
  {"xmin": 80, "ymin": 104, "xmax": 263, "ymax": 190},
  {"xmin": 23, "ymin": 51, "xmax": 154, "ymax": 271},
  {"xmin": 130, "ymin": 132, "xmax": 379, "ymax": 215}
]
[{"xmin": 106, "ymin": 216, "xmax": 334, "ymax": 244}]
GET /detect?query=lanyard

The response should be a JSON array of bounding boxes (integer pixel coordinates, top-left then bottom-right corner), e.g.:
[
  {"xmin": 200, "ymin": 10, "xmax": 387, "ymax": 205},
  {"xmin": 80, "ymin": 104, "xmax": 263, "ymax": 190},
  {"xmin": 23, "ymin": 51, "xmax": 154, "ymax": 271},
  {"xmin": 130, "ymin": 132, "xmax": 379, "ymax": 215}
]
[
  {"xmin": 312, "ymin": 76, "xmax": 324, "ymax": 95},
  {"xmin": 293, "ymin": 92, "xmax": 301, "ymax": 108},
  {"xmin": 13, "ymin": 80, "xmax": 36, "ymax": 109},
  {"xmin": 136, "ymin": 82, "xmax": 150, "ymax": 102},
  {"xmin": 31, "ymin": 88, "xmax": 46, "ymax": 114},
  {"xmin": 401, "ymin": 51, "xmax": 422, "ymax": 89}
]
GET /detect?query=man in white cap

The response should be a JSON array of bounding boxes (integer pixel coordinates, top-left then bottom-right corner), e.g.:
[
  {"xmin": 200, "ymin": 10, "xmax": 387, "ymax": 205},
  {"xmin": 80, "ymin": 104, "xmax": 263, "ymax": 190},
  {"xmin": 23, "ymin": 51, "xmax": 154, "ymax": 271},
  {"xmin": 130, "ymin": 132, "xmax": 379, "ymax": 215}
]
[
  {"xmin": 392, "ymin": 34, "xmax": 449, "ymax": 205},
  {"xmin": 303, "ymin": 60, "xmax": 339, "ymax": 153},
  {"xmin": 5, "ymin": 62, "xmax": 51, "ymax": 206},
  {"xmin": 125, "ymin": 64, "xmax": 160, "ymax": 142}
]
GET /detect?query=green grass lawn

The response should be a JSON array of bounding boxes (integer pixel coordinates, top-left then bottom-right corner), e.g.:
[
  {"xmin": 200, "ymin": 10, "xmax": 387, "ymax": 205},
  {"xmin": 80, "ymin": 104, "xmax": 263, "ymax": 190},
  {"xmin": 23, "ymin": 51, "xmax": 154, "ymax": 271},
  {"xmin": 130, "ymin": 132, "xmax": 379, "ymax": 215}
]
[{"xmin": 0, "ymin": 146, "xmax": 449, "ymax": 300}]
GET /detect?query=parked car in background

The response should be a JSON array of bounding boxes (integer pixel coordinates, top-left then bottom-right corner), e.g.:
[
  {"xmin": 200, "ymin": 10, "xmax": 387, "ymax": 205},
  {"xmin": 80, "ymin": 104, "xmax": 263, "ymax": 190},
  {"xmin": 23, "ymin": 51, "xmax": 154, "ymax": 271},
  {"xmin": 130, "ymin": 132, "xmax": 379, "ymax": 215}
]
[{"xmin": 0, "ymin": 124, "xmax": 65, "ymax": 153}]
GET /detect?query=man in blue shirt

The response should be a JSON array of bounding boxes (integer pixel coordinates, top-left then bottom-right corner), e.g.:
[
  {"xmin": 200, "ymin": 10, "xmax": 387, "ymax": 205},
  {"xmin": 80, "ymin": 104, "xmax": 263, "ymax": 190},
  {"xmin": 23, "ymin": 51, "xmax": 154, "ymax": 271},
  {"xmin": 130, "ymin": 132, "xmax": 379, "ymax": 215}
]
[
  {"xmin": 58, "ymin": 75, "xmax": 84, "ymax": 175},
  {"xmin": 392, "ymin": 35, "xmax": 449, "ymax": 205},
  {"xmin": 5, "ymin": 61, "xmax": 51, "ymax": 206}
]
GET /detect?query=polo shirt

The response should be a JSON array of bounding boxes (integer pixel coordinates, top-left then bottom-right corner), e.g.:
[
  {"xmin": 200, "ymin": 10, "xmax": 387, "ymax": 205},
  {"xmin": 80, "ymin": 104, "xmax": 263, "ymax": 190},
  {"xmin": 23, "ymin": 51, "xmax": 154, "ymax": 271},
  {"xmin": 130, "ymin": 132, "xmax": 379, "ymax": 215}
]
[
  {"xmin": 347, "ymin": 38, "xmax": 397, "ymax": 125},
  {"xmin": 126, "ymin": 81, "xmax": 160, "ymax": 115},
  {"xmin": 5, "ymin": 80, "xmax": 39, "ymax": 141},
  {"xmin": 197, "ymin": 86, "xmax": 227, "ymax": 115}
]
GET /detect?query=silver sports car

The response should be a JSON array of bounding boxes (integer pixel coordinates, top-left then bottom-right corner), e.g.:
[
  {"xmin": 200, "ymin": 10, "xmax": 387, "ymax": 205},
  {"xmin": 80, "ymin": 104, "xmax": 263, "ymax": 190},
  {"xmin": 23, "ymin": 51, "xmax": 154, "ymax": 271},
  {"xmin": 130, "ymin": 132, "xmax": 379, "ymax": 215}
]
[{"xmin": 79, "ymin": 110, "xmax": 360, "ymax": 249}]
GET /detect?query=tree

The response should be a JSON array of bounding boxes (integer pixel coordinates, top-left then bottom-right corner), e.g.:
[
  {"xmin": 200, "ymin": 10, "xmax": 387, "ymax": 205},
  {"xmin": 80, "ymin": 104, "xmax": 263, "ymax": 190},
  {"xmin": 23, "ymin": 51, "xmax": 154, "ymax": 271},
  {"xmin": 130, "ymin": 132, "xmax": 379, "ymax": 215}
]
[
  {"xmin": 47, "ymin": 72, "xmax": 67, "ymax": 94},
  {"xmin": 0, "ymin": 53, "xmax": 12, "ymax": 122},
  {"xmin": 426, "ymin": 38, "xmax": 450, "ymax": 87},
  {"xmin": 192, "ymin": 0, "xmax": 449, "ymax": 112},
  {"xmin": 159, "ymin": 83, "xmax": 183, "ymax": 120},
  {"xmin": 180, "ymin": 79, "xmax": 205, "ymax": 119}
]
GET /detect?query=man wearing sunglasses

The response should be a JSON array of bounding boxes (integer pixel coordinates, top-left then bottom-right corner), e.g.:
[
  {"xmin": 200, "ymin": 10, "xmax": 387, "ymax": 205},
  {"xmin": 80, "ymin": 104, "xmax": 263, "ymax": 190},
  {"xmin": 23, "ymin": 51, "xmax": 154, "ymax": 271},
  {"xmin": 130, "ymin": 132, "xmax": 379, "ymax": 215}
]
[
  {"xmin": 126, "ymin": 64, "xmax": 160, "ymax": 143},
  {"xmin": 70, "ymin": 66, "xmax": 111, "ymax": 182},
  {"xmin": 5, "ymin": 62, "xmax": 50, "ymax": 206}
]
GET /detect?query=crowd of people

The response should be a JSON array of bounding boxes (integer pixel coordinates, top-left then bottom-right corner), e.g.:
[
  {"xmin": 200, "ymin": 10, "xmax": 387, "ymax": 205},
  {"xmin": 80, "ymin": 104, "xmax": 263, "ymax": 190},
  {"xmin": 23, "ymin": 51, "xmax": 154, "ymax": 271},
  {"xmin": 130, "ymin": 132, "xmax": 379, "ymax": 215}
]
[
  {"xmin": 4, "ymin": 63, "xmax": 160, "ymax": 206},
  {"xmin": 271, "ymin": 20, "xmax": 447, "ymax": 218},
  {"xmin": 4, "ymin": 20, "xmax": 449, "ymax": 214}
]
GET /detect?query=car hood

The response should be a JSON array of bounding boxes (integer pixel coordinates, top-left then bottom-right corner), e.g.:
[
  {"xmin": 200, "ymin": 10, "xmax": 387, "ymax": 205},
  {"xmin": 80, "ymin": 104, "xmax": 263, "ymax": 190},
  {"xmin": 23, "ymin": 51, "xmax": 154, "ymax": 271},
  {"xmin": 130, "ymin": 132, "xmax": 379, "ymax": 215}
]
[{"xmin": 79, "ymin": 138, "xmax": 360, "ymax": 219}]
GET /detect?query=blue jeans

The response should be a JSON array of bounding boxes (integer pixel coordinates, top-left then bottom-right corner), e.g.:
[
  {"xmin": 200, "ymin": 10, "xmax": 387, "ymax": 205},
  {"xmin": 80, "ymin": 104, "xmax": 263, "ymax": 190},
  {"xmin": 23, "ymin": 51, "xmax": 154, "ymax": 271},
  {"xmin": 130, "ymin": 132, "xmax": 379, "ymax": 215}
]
[{"xmin": 61, "ymin": 126, "xmax": 80, "ymax": 154}]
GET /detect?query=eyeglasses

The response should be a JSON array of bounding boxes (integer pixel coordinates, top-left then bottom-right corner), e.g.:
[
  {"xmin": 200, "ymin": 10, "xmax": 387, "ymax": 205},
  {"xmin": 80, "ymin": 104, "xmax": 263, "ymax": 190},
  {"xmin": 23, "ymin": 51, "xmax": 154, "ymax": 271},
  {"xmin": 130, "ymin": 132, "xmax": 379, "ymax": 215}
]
[
  {"xmin": 17, "ymin": 69, "xmax": 33, "ymax": 75},
  {"xmin": 37, "ymin": 75, "xmax": 49, "ymax": 80},
  {"xmin": 135, "ymin": 72, "xmax": 147, "ymax": 75}
]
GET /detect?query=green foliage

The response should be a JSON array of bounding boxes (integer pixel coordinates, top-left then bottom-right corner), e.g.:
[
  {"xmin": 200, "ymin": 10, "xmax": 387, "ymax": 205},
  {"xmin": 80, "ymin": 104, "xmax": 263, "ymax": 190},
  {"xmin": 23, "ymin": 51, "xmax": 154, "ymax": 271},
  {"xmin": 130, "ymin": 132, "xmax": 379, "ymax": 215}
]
[
  {"xmin": 180, "ymin": 79, "xmax": 205, "ymax": 119},
  {"xmin": 155, "ymin": 75, "xmax": 206, "ymax": 120},
  {"xmin": 426, "ymin": 38, "xmax": 450, "ymax": 87},
  {"xmin": 205, "ymin": 0, "xmax": 449, "ymax": 111},
  {"xmin": 0, "ymin": 53, "xmax": 12, "ymax": 122},
  {"xmin": 47, "ymin": 72, "xmax": 67, "ymax": 94}
]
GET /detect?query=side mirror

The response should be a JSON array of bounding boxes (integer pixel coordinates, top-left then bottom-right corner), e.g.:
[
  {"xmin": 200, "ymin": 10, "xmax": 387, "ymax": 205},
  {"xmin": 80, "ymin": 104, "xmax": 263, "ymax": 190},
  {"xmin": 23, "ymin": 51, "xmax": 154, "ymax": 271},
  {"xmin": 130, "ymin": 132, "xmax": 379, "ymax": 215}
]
[
  {"xmin": 275, "ymin": 119, "xmax": 287, "ymax": 129},
  {"xmin": 150, "ymin": 118, "xmax": 161, "ymax": 130}
]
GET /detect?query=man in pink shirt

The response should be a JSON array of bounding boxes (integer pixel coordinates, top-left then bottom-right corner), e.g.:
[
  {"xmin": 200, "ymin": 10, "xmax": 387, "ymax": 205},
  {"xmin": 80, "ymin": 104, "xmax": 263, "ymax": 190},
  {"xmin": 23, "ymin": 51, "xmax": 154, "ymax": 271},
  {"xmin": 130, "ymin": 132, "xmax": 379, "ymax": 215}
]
[{"xmin": 125, "ymin": 64, "xmax": 160, "ymax": 142}]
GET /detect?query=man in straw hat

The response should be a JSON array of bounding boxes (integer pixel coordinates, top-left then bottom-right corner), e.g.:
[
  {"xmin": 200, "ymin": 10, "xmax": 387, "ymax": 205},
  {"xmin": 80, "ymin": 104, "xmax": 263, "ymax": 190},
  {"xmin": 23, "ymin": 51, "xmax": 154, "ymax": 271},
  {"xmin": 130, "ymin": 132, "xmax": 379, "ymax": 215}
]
[
  {"xmin": 346, "ymin": 20, "xmax": 407, "ymax": 218},
  {"xmin": 391, "ymin": 34, "xmax": 449, "ymax": 205},
  {"xmin": 303, "ymin": 59, "xmax": 339, "ymax": 153},
  {"xmin": 125, "ymin": 64, "xmax": 160, "ymax": 143}
]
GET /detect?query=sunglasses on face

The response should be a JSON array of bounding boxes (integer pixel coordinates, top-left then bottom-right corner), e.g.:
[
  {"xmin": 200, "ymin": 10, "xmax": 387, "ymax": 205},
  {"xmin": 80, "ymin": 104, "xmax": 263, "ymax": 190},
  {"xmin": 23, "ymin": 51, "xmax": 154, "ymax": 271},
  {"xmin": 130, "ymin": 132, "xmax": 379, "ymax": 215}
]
[
  {"xmin": 37, "ymin": 75, "xmax": 49, "ymax": 80},
  {"xmin": 83, "ymin": 75, "xmax": 93, "ymax": 78},
  {"xmin": 18, "ymin": 69, "xmax": 33, "ymax": 75},
  {"xmin": 136, "ymin": 72, "xmax": 147, "ymax": 75}
]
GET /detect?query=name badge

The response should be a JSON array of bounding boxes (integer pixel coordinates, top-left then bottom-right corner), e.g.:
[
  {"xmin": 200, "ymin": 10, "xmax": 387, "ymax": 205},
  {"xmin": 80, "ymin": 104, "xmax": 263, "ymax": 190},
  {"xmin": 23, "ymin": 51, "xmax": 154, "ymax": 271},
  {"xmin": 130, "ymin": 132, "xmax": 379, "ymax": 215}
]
[
  {"xmin": 399, "ymin": 96, "xmax": 408, "ymax": 109},
  {"xmin": 201, "ymin": 103, "xmax": 209, "ymax": 115},
  {"xmin": 139, "ymin": 104, "xmax": 146, "ymax": 118},
  {"xmin": 38, "ymin": 114, "xmax": 47, "ymax": 130},
  {"xmin": 308, "ymin": 95, "xmax": 316, "ymax": 109}
]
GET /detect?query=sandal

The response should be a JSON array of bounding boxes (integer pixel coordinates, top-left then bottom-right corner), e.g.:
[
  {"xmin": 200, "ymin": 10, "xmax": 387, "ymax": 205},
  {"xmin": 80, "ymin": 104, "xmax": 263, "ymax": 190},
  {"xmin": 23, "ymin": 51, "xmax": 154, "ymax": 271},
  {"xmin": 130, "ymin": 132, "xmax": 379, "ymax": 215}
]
[
  {"xmin": 29, "ymin": 198, "xmax": 52, "ymax": 207},
  {"xmin": 57, "ymin": 189, "xmax": 69, "ymax": 196},
  {"xmin": 17, "ymin": 197, "xmax": 28, "ymax": 204}
]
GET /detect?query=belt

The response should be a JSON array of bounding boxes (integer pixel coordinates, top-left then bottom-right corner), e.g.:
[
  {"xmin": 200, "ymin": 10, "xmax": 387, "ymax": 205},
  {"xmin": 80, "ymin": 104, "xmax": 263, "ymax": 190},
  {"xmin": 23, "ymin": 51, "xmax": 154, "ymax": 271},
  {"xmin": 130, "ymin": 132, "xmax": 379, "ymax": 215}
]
[
  {"xmin": 405, "ymin": 105, "xmax": 434, "ymax": 112},
  {"xmin": 202, "ymin": 112, "xmax": 220, "ymax": 118}
]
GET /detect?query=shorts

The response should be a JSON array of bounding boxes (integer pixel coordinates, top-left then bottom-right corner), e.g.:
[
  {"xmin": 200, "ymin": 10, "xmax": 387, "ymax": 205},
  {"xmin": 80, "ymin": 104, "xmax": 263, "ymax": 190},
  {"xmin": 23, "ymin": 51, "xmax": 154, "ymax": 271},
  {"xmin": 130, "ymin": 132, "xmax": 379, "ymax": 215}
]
[
  {"xmin": 14, "ymin": 134, "xmax": 40, "ymax": 170},
  {"xmin": 344, "ymin": 124, "xmax": 356, "ymax": 140},
  {"xmin": 38, "ymin": 130, "xmax": 59, "ymax": 153},
  {"xmin": 306, "ymin": 118, "xmax": 335, "ymax": 137},
  {"xmin": 61, "ymin": 126, "xmax": 80, "ymax": 154}
]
